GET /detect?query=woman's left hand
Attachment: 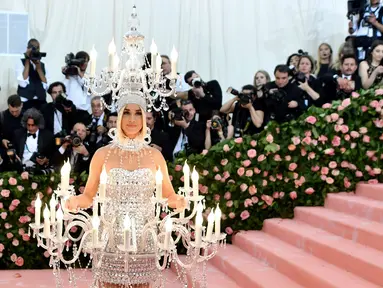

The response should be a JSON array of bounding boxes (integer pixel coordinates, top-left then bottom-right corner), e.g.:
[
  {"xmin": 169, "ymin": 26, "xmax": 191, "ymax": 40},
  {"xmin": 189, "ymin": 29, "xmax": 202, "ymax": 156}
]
[
  {"xmin": 168, "ymin": 194, "xmax": 187, "ymax": 211},
  {"xmin": 298, "ymin": 81, "xmax": 309, "ymax": 91}
]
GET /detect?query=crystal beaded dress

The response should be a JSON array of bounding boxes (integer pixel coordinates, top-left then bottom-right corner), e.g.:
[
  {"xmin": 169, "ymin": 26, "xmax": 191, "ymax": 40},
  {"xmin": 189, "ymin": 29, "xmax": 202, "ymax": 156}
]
[{"xmin": 92, "ymin": 148, "xmax": 158, "ymax": 286}]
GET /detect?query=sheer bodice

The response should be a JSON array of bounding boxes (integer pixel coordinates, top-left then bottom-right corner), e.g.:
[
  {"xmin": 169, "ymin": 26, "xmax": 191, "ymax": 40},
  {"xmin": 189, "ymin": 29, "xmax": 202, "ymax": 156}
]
[{"xmin": 367, "ymin": 62, "xmax": 383, "ymax": 86}]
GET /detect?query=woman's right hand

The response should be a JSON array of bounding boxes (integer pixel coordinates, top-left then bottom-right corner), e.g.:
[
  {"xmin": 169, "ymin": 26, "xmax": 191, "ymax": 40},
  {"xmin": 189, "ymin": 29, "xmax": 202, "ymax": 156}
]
[
  {"xmin": 374, "ymin": 66, "xmax": 383, "ymax": 75},
  {"xmin": 206, "ymin": 120, "xmax": 212, "ymax": 130},
  {"xmin": 65, "ymin": 196, "xmax": 80, "ymax": 212}
]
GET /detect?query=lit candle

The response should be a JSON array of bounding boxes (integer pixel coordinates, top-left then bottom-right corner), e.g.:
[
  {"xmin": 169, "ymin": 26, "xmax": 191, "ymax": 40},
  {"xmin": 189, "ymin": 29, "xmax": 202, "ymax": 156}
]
[
  {"xmin": 49, "ymin": 195, "xmax": 56, "ymax": 223},
  {"xmin": 150, "ymin": 39, "xmax": 157, "ymax": 70},
  {"xmin": 89, "ymin": 45, "xmax": 97, "ymax": 77},
  {"xmin": 156, "ymin": 53, "xmax": 162, "ymax": 74},
  {"xmin": 60, "ymin": 161, "xmax": 71, "ymax": 193},
  {"xmin": 164, "ymin": 218, "xmax": 172, "ymax": 250},
  {"xmin": 215, "ymin": 204, "xmax": 221, "ymax": 238},
  {"xmin": 56, "ymin": 206, "xmax": 64, "ymax": 240},
  {"xmin": 206, "ymin": 209, "xmax": 215, "ymax": 241},
  {"xmin": 155, "ymin": 167, "xmax": 163, "ymax": 200},
  {"xmin": 183, "ymin": 161, "xmax": 190, "ymax": 192},
  {"xmin": 108, "ymin": 38, "xmax": 116, "ymax": 71},
  {"xmin": 92, "ymin": 215, "xmax": 100, "ymax": 246},
  {"xmin": 131, "ymin": 217, "xmax": 137, "ymax": 250},
  {"xmin": 43, "ymin": 205, "xmax": 50, "ymax": 238},
  {"xmin": 192, "ymin": 166, "xmax": 199, "ymax": 197},
  {"xmin": 35, "ymin": 195, "xmax": 42, "ymax": 226},
  {"xmin": 195, "ymin": 209, "xmax": 203, "ymax": 247},
  {"xmin": 99, "ymin": 164, "xmax": 107, "ymax": 199},
  {"xmin": 170, "ymin": 46, "xmax": 178, "ymax": 79},
  {"xmin": 123, "ymin": 214, "xmax": 131, "ymax": 250}
]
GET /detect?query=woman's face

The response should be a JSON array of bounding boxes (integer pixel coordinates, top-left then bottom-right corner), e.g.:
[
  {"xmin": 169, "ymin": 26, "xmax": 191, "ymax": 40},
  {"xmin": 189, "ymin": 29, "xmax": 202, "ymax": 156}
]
[
  {"xmin": 372, "ymin": 45, "xmax": 383, "ymax": 62},
  {"xmin": 289, "ymin": 55, "xmax": 300, "ymax": 67},
  {"xmin": 120, "ymin": 103, "xmax": 143, "ymax": 138},
  {"xmin": 298, "ymin": 57, "xmax": 312, "ymax": 74},
  {"xmin": 255, "ymin": 72, "xmax": 267, "ymax": 87},
  {"xmin": 319, "ymin": 45, "xmax": 331, "ymax": 60}
]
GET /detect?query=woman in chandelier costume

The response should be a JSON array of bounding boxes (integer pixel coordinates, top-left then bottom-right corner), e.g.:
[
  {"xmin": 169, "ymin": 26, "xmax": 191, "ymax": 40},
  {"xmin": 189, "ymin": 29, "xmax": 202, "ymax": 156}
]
[{"xmin": 66, "ymin": 91, "xmax": 187, "ymax": 288}]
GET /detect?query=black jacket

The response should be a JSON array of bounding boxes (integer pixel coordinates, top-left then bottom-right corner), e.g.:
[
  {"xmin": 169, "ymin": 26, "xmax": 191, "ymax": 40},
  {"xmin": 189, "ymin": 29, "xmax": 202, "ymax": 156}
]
[
  {"xmin": 17, "ymin": 59, "xmax": 47, "ymax": 101},
  {"xmin": 53, "ymin": 142, "xmax": 93, "ymax": 174}
]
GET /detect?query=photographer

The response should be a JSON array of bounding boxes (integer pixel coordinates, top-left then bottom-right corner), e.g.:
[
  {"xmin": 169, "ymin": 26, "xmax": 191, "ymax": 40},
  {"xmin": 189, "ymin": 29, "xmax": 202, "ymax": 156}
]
[
  {"xmin": 359, "ymin": 40, "xmax": 383, "ymax": 89},
  {"xmin": 16, "ymin": 38, "xmax": 49, "ymax": 111},
  {"xmin": 63, "ymin": 51, "xmax": 91, "ymax": 112},
  {"xmin": 86, "ymin": 96, "xmax": 108, "ymax": 148},
  {"xmin": 264, "ymin": 65, "xmax": 305, "ymax": 124},
  {"xmin": 349, "ymin": 0, "xmax": 383, "ymax": 61},
  {"xmin": 291, "ymin": 55, "xmax": 322, "ymax": 108},
  {"xmin": 253, "ymin": 70, "xmax": 271, "ymax": 99},
  {"xmin": 146, "ymin": 111, "xmax": 172, "ymax": 161},
  {"xmin": 184, "ymin": 70, "xmax": 222, "ymax": 124},
  {"xmin": 220, "ymin": 85, "xmax": 265, "ymax": 138},
  {"xmin": 55, "ymin": 123, "xmax": 92, "ymax": 173},
  {"xmin": 169, "ymin": 100, "xmax": 205, "ymax": 159},
  {"xmin": 320, "ymin": 54, "xmax": 362, "ymax": 105},
  {"xmin": 96, "ymin": 112, "xmax": 118, "ymax": 149},
  {"xmin": 12, "ymin": 108, "xmax": 55, "ymax": 174},
  {"xmin": 205, "ymin": 112, "xmax": 233, "ymax": 150}
]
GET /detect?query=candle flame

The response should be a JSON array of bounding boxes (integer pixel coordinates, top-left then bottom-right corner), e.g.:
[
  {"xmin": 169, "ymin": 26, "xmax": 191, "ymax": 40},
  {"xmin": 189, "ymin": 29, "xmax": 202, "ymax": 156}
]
[
  {"xmin": 170, "ymin": 46, "xmax": 178, "ymax": 62},
  {"xmin": 56, "ymin": 205, "xmax": 64, "ymax": 220},
  {"xmin": 100, "ymin": 164, "xmax": 108, "ymax": 184},
  {"xmin": 108, "ymin": 38, "xmax": 116, "ymax": 54}
]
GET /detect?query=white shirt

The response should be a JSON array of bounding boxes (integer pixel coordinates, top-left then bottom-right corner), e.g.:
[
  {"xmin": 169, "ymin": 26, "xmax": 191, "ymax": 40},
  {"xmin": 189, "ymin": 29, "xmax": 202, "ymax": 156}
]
[
  {"xmin": 53, "ymin": 109, "xmax": 63, "ymax": 135},
  {"xmin": 15, "ymin": 60, "xmax": 49, "ymax": 102},
  {"xmin": 342, "ymin": 74, "xmax": 352, "ymax": 80},
  {"xmin": 91, "ymin": 113, "xmax": 104, "ymax": 143},
  {"xmin": 23, "ymin": 129, "xmax": 39, "ymax": 164},
  {"xmin": 173, "ymin": 130, "xmax": 188, "ymax": 157},
  {"xmin": 63, "ymin": 75, "xmax": 91, "ymax": 112},
  {"xmin": 353, "ymin": 5, "xmax": 382, "ymax": 38}
]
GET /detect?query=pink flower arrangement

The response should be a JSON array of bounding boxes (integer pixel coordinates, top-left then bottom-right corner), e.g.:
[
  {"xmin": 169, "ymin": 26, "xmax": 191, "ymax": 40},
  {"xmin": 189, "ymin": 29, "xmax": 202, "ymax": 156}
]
[
  {"xmin": 257, "ymin": 154, "xmax": 266, "ymax": 162},
  {"xmin": 225, "ymin": 227, "xmax": 233, "ymax": 235},
  {"xmin": 235, "ymin": 152, "xmax": 241, "ymax": 159},
  {"xmin": 289, "ymin": 191, "xmax": 298, "ymax": 199},
  {"xmin": 242, "ymin": 160, "xmax": 251, "ymax": 167},
  {"xmin": 266, "ymin": 134, "xmax": 274, "ymax": 143},
  {"xmin": 223, "ymin": 144, "xmax": 230, "ymax": 152},
  {"xmin": 245, "ymin": 170, "xmax": 253, "ymax": 177},
  {"xmin": 240, "ymin": 183, "xmax": 248, "ymax": 192},
  {"xmin": 247, "ymin": 149, "xmax": 257, "ymax": 158},
  {"xmin": 1, "ymin": 189, "xmax": 10, "ymax": 197},
  {"xmin": 322, "ymin": 103, "xmax": 332, "ymax": 109},
  {"xmin": 288, "ymin": 163, "xmax": 297, "ymax": 171},
  {"xmin": 261, "ymin": 194, "xmax": 273, "ymax": 206},
  {"xmin": 237, "ymin": 167, "xmax": 245, "ymax": 176},
  {"xmin": 240, "ymin": 210, "xmax": 250, "ymax": 220},
  {"xmin": 305, "ymin": 116, "xmax": 317, "ymax": 124},
  {"xmin": 305, "ymin": 188, "xmax": 315, "ymax": 195},
  {"xmin": 220, "ymin": 159, "xmax": 228, "ymax": 166},
  {"xmin": 250, "ymin": 140, "xmax": 257, "ymax": 147},
  {"xmin": 224, "ymin": 192, "xmax": 231, "ymax": 200},
  {"xmin": 234, "ymin": 137, "xmax": 243, "ymax": 144},
  {"xmin": 8, "ymin": 177, "xmax": 17, "ymax": 185},
  {"xmin": 20, "ymin": 172, "xmax": 29, "ymax": 180},
  {"xmin": 291, "ymin": 136, "xmax": 300, "ymax": 145}
]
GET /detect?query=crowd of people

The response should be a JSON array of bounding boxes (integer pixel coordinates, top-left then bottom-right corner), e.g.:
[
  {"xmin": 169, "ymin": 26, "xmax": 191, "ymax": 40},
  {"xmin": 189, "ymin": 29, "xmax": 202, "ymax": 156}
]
[{"xmin": 1, "ymin": 0, "xmax": 383, "ymax": 176}]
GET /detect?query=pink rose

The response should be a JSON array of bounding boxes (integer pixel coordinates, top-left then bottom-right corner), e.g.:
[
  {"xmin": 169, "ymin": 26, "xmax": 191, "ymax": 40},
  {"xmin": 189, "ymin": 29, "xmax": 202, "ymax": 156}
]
[
  {"xmin": 285, "ymin": 155, "xmax": 292, "ymax": 161},
  {"xmin": 326, "ymin": 177, "xmax": 334, "ymax": 184},
  {"xmin": 261, "ymin": 195, "xmax": 273, "ymax": 206},
  {"xmin": 15, "ymin": 257, "xmax": 24, "ymax": 267},
  {"xmin": 337, "ymin": 118, "xmax": 344, "ymax": 125},
  {"xmin": 214, "ymin": 194, "xmax": 220, "ymax": 201},
  {"xmin": 10, "ymin": 253, "xmax": 17, "ymax": 262},
  {"xmin": 266, "ymin": 134, "xmax": 274, "ymax": 143},
  {"xmin": 12, "ymin": 239, "xmax": 19, "ymax": 247},
  {"xmin": 234, "ymin": 137, "xmax": 243, "ymax": 144},
  {"xmin": 9, "ymin": 205, "xmax": 16, "ymax": 212},
  {"xmin": 240, "ymin": 210, "xmax": 250, "ymax": 220},
  {"xmin": 351, "ymin": 143, "xmax": 357, "ymax": 149},
  {"xmin": 361, "ymin": 105, "xmax": 368, "ymax": 112},
  {"xmin": 332, "ymin": 169, "xmax": 340, "ymax": 176},
  {"xmin": 318, "ymin": 135, "xmax": 328, "ymax": 144},
  {"xmin": 332, "ymin": 136, "xmax": 341, "ymax": 147},
  {"xmin": 213, "ymin": 166, "xmax": 219, "ymax": 172},
  {"xmin": 308, "ymin": 152, "xmax": 315, "ymax": 160},
  {"xmin": 27, "ymin": 206, "xmax": 35, "ymax": 214},
  {"xmin": 370, "ymin": 100, "xmax": 380, "ymax": 108},
  {"xmin": 7, "ymin": 232, "xmax": 13, "ymax": 239},
  {"xmin": 17, "ymin": 186, "xmax": 24, "ymax": 192},
  {"xmin": 376, "ymin": 89, "xmax": 383, "ymax": 96},
  {"xmin": 4, "ymin": 223, "xmax": 11, "ymax": 229},
  {"xmin": 253, "ymin": 167, "xmax": 261, "ymax": 174},
  {"xmin": 341, "ymin": 161, "xmax": 349, "ymax": 168},
  {"xmin": 226, "ymin": 200, "xmax": 233, "ymax": 207},
  {"xmin": 69, "ymin": 178, "xmax": 74, "ymax": 185},
  {"xmin": 243, "ymin": 160, "xmax": 251, "ymax": 167},
  {"xmin": 321, "ymin": 167, "xmax": 329, "ymax": 175},
  {"xmin": 249, "ymin": 185, "xmax": 257, "ymax": 195},
  {"xmin": 272, "ymin": 192, "xmax": 279, "ymax": 199},
  {"xmin": 288, "ymin": 163, "xmax": 297, "ymax": 171},
  {"xmin": 220, "ymin": 159, "xmax": 228, "ymax": 166},
  {"xmin": 262, "ymin": 180, "xmax": 268, "ymax": 187},
  {"xmin": 322, "ymin": 103, "xmax": 332, "ymax": 108},
  {"xmin": 225, "ymin": 227, "xmax": 234, "ymax": 235},
  {"xmin": 328, "ymin": 161, "xmax": 337, "ymax": 169},
  {"xmin": 302, "ymin": 137, "xmax": 311, "ymax": 145},
  {"xmin": 351, "ymin": 91, "xmax": 360, "ymax": 98},
  {"xmin": 355, "ymin": 171, "xmax": 363, "ymax": 177},
  {"xmin": 235, "ymin": 152, "xmax": 241, "ymax": 159},
  {"xmin": 305, "ymin": 116, "xmax": 317, "ymax": 124},
  {"xmin": 1, "ymin": 189, "xmax": 10, "ymax": 198},
  {"xmin": 21, "ymin": 172, "xmax": 29, "ymax": 180},
  {"xmin": 344, "ymin": 134, "xmax": 350, "ymax": 141},
  {"xmin": 237, "ymin": 167, "xmax": 245, "ymax": 176},
  {"xmin": 263, "ymin": 171, "xmax": 269, "ymax": 177},
  {"xmin": 12, "ymin": 200, "xmax": 21, "ymax": 209},
  {"xmin": 374, "ymin": 119, "xmax": 383, "ymax": 128},
  {"xmin": 325, "ymin": 115, "xmax": 332, "ymax": 122},
  {"xmin": 274, "ymin": 154, "xmax": 282, "ymax": 161},
  {"xmin": 344, "ymin": 177, "xmax": 351, "ymax": 188},
  {"xmin": 324, "ymin": 148, "xmax": 335, "ymax": 155},
  {"xmin": 244, "ymin": 199, "xmax": 253, "ymax": 208},
  {"xmin": 214, "ymin": 174, "xmax": 222, "ymax": 181},
  {"xmin": 247, "ymin": 149, "xmax": 257, "ymax": 159},
  {"xmin": 363, "ymin": 135, "xmax": 370, "ymax": 143},
  {"xmin": 0, "ymin": 202, "xmax": 2, "ymax": 209},
  {"xmin": 330, "ymin": 113, "xmax": 339, "ymax": 122},
  {"xmin": 373, "ymin": 168, "xmax": 381, "ymax": 175},
  {"xmin": 1, "ymin": 212, "xmax": 7, "ymax": 219},
  {"xmin": 200, "ymin": 186, "xmax": 208, "ymax": 194},
  {"xmin": 359, "ymin": 127, "xmax": 368, "ymax": 134},
  {"xmin": 223, "ymin": 171, "xmax": 230, "ymax": 179},
  {"xmin": 240, "ymin": 183, "xmax": 248, "ymax": 192},
  {"xmin": 305, "ymin": 188, "xmax": 315, "ymax": 195},
  {"xmin": 340, "ymin": 125, "xmax": 349, "ymax": 134},
  {"xmin": 224, "ymin": 192, "xmax": 231, "ymax": 200},
  {"xmin": 223, "ymin": 144, "xmax": 230, "ymax": 152},
  {"xmin": 0, "ymin": 243, "xmax": 4, "ymax": 252},
  {"xmin": 251, "ymin": 196, "xmax": 259, "ymax": 203},
  {"xmin": 44, "ymin": 251, "xmax": 50, "ymax": 258},
  {"xmin": 229, "ymin": 212, "xmax": 235, "ymax": 219},
  {"xmin": 201, "ymin": 149, "xmax": 208, "ymax": 155},
  {"xmin": 257, "ymin": 154, "xmax": 266, "ymax": 162},
  {"xmin": 202, "ymin": 170, "xmax": 209, "ymax": 176},
  {"xmin": 8, "ymin": 177, "xmax": 17, "ymax": 186},
  {"xmin": 279, "ymin": 192, "xmax": 285, "ymax": 198},
  {"xmin": 175, "ymin": 165, "xmax": 182, "ymax": 172},
  {"xmin": 289, "ymin": 191, "xmax": 298, "ymax": 200},
  {"xmin": 341, "ymin": 98, "xmax": 351, "ymax": 108},
  {"xmin": 291, "ymin": 136, "xmax": 300, "ymax": 145},
  {"xmin": 269, "ymin": 175, "xmax": 276, "ymax": 182},
  {"xmin": 301, "ymin": 148, "xmax": 307, "ymax": 156},
  {"xmin": 245, "ymin": 170, "xmax": 253, "ymax": 177},
  {"xmin": 250, "ymin": 140, "xmax": 257, "ymax": 147},
  {"xmin": 311, "ymin": 166, "xmax": 320, "ymax": 172},
  {"xmin": 22, "ymin": 234, "xmax": 30, "ymax": 241},
  {"xmin": 288, "ymin": 144, "xmax": 296, "ymax": 151},
  {"xmin": 46, "ymin": 186, "xmax": 53, "ymax": 195},
  {"xmin": 18, "ymin": 228, "xmax": 25, "ymax": 236}
]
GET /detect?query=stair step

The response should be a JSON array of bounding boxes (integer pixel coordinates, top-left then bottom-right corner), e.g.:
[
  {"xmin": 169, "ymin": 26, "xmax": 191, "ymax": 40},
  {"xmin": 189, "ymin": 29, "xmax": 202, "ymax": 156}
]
[
  {"xmin": 233, "ymin": 230, "xmax": 379, "ymax": 288},
  {"xmin": 356, "ymin": 183, "xmax": 383, "ymax": 201},
  {"xmin": 170, "ymin": 255, "xmax": 240, "ymax": 288},
  {"xmin": 210, "ymin": 244, "xmax": 304, "ymax": 288},
  {"xmin": 263, "ymin": 218, "xmax": 383, "ymax": 286},
  {"xmin": 325, "ymin": 193, "xmax": 383, "ymax": 223},
  {"xmin": 294, "ymin": 206, "xmax": 383, "ymax": 251}
]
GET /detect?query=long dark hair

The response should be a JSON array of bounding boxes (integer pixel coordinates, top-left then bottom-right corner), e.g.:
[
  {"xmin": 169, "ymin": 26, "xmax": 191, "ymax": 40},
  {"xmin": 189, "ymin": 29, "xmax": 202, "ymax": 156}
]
[{"xmin": 367, "ymin": 40, "xmax": 383, "ymax": 65}]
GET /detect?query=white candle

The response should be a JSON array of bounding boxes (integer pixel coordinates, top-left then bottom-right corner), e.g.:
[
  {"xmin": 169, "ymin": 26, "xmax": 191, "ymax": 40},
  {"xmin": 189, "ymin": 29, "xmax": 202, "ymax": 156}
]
[
  {"xmin": 156, "ymin": 53, "xmax": 162, "ymax": 74},
  {"xmin": 35, "ymin": 195, "xmax": 42, "ymax": 226},
  {"xmin": 215, "ymin": 205, "xmax": 221, "ymax": 238},
  {"xmin": 183, "ymin": 161, "xmax": 190, "ymax": 192},
  {"xmin": 123, "ymin": 214, "xmax": 131, "ymax": 250},
  {"xmin": 93, "ymin": 197, "xmax": 98, "ymax": 217},
  {"xmin": 108, "ymin": 38, "xmax": 116, "ymax": 71},
  {"xmin": 164, "ymin": 218, "xmax": 172, "ymax": 250},
  {"xmin": 99, "ymin": 164, "xmax": 108, "ymax": 199},
  {"xmin": 89, "ymin": 45, "xmax": 97, "ymax": 77},
  {"xmin": 179, "ymin": 209, "xmax": 185, "ymax": 219},
  {"xmin": 43, "ymin": 205, "xmax": 50, "ymax": 238},
  {"xmin": 206, "ymin": 209, "xmax": 215, "ymax": 241},
  {"xmin": 60, "ymin": 161, "xmax": 71, "ymax": 193},
  {"xmin": 150, "ymin": 39, "xmax": 157, "ymax": 70},
  {"xmin": 92, "ymin": 215, "xmax": 100, "ymax": 246},
  {"xmin": 131, "ymin": 218, "xmax": 137, "ymax": 249},
  {"xmin": 113, "ymin": 55, "xmax": 120, "ymax": 71},
  {"xmin": 49, "ymin": 195, "xmax": 56, "ymax": 224},
  {"xmin": 195, "ymin": 210, "xmax": 203, "ymax": 247},
  {"xmin": 170, "ymin": 46, "xmax": 178, "ymax": 79},
  {"xmin": 155, "ymin": 167, "xmax": 163, "ymax": 200},
  {"xmin": 192, "ymin": 166, "xmax": 199, "ymax": 197},
  {"xmin": 56, "ymin": 206, "xmax": 64, "ymax": 240}
]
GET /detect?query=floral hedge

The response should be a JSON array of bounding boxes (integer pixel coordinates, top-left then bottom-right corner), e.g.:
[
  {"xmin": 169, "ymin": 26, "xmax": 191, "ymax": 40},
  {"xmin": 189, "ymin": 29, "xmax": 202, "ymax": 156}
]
[
  {"xmin": 168, "ymin": 88, "xmax": 383, "ymax": 238},
  {"xmin": 2, "ymin": 87, "xmax": 383, "ymax": 269}
]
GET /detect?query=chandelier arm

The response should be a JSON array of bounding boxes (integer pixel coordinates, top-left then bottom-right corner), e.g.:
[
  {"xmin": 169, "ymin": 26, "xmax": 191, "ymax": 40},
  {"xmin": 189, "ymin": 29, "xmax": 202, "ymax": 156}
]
[{"xmin": 59, "ymin": 230, "xmax": 92, "ymax": 265}]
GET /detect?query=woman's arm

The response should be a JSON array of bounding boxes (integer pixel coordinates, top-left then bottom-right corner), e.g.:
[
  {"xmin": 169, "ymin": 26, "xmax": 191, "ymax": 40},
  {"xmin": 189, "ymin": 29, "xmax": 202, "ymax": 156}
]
[
  {"xmin": 205, "ymin": 128, "xmax": 212, "ymax": 150},
  {"xmin": 359, "ymin": 61, "xmax": 377, "ymax": 89},
  {"xmin": 226, "ymin": 125, "xmax": 234, "ymax": 140}
]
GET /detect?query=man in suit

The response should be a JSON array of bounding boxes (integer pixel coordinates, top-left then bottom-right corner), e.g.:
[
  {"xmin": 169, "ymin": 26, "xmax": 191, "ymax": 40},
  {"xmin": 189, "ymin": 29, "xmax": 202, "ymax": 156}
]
[
  {"xmin": 12, "ymin": 108, "xmax": 54, "ymax": 172},
  {"xmin": 86, "ymin": 96, "xmax": 108, "ymax": 150},
  {"xmin": 54, "ymin": 122, "xmax": 92, "ymax": 174},
  {"xmin": 146, "ymin": 111, "xmax": 172, "ymax": 161}
]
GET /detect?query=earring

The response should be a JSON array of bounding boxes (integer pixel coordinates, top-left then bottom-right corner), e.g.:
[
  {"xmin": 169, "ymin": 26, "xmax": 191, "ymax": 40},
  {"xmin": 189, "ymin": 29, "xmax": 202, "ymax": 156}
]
[{"xmin": 144, "ymin": 127, "xmax": 151, "ymax": 145}]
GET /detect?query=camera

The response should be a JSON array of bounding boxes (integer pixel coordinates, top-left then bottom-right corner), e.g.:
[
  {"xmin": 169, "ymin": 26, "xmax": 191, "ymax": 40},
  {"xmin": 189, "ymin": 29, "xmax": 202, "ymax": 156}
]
[
  {"xmin": 55, "ymin": 93, "xmax": 73, "ymax": 108},
  {"xmin": 63, "ymin": 53, "xmax": 86, "ymax": 76},
  {"xmin": 56, "ymin": 131, "xmax": 83, "ymax": 147},
  {"xmin": 27, "ymin": 44, "xmax": 47, "ymax": 61},
  {"xmin": 266, "ymin": 88, "xmax": 287, "ymax": 104},
  {"xmin": 192, "ymin": 78, "xmax": 206, "ymax": 89},
  {"xmin": 87, "ymin": 119, "xmax": 99, "ymax": 143},
  {"xmin": 6, "ymin": 143, "xmax": 18, "ymax": 164},
  {"xmin": 211, "ymin": 118, "xmax": 223, "ymax": 130},
  {"xmin": 227, "ymin": 87, "xmax": 254, "ymax": 105},
  {"xmin": 288, "ymin": 65, "xmax": 307, "ymax": 83},
  {"xmin": 169, "ymin": 107, "xmax": 189, "ymax": 122}
]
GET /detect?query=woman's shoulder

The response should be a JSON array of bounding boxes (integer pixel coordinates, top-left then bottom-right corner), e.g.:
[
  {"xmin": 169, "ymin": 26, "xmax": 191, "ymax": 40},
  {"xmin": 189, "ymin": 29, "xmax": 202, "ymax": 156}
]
[{"xmin": 145, "ymin": 146, "xmax": 165, "ymax": 162}]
